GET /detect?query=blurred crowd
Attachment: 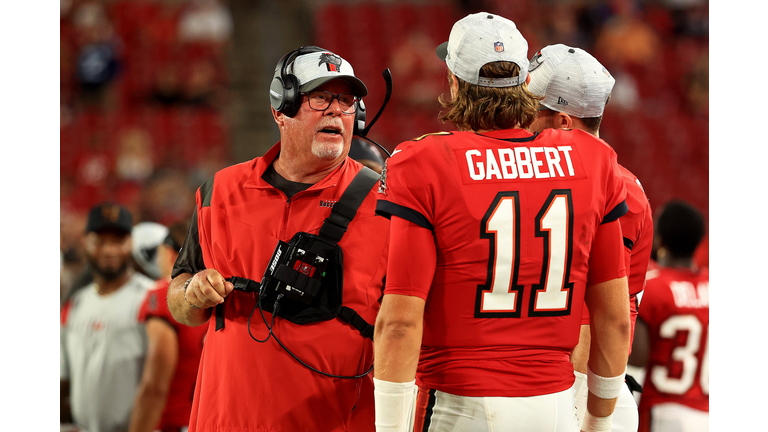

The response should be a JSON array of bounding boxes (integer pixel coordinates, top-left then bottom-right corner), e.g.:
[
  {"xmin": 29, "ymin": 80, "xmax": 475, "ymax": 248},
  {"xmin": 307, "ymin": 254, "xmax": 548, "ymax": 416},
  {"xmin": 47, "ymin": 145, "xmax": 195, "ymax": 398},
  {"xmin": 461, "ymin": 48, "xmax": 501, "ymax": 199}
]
[
  {"xmin": 60, "ymin": 0, "xmax": 234, "ymax": 301},
  {"xmin": 60, "ymin": 0, "xmax": 709, "ymax": 301}
]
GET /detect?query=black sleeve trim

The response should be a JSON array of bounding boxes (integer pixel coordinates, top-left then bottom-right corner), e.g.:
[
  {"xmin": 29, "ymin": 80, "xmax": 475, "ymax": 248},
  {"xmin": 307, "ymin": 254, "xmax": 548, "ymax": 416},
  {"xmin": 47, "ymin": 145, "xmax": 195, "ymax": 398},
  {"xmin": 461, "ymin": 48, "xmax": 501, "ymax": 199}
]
[
  {"xmin": 601, "ymin": 200, "xmax": 628, "ymax": 224},
  {"xmin": 171, "ymin": 208, "xmax": 206, "ymax": 278},
  {"xmin": 200, "ymin": 176, "xmax": 215, "ymax": 208},
  {"xmin": 375, "ymin": 200, "xmax": 434, "ymax": 231},
  {"xmin": 623, "ymin": 237, "xmax": 634, "ymax": 251}
]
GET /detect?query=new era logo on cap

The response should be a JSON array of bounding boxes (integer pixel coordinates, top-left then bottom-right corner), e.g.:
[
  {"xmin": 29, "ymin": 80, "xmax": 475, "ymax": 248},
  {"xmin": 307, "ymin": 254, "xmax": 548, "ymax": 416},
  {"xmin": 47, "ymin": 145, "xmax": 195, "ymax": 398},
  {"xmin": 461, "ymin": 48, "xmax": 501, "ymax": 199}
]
[{"xmin": 557, "ymin": 96, "xmax": 568, "ymax": 106}]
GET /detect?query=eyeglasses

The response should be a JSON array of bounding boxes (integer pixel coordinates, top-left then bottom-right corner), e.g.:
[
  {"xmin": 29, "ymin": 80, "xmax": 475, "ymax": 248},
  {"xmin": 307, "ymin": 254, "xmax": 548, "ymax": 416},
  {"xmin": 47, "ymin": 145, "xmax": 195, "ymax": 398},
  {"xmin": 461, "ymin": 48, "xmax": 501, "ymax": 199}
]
[{"xmin": 302, "ymin": 91, "xmax": 358, "ymax": 114}]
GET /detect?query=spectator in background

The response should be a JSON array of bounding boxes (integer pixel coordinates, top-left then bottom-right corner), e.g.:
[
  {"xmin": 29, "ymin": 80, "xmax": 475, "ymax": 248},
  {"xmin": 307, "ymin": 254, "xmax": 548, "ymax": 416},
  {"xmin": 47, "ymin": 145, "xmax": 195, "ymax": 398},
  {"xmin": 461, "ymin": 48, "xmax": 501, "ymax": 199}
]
[
  {"xmin": 149, "ymin": 63, "xmax": 185, "ymax": 107},
  {"xmin": 177, "ymin": 0, "xmax": 233, "ymax": 48},
  {"xmin": 72, "ymin": 0, "xmax": 122, "ymax": 105},
  {"xmin": 594, "ymin": 0, "xmax": 661, "ymax": 67},
  {"xmin": 349, "ymin": 137, "xmax": 385, "ymax": 174},
  {"xmin": 116, "ymin": 127, "xmax": 155, "ymax": 184},
  {"xmin": 61, "ymin": 203, "xmax": 155, "ymax": 432},
  {"xmin": 129, "ymin": 221, "xmax": 207, "ymax": 432},
  {"xmin": 629, "ymin": 200, "xmax": 708, "ymax": 432}
]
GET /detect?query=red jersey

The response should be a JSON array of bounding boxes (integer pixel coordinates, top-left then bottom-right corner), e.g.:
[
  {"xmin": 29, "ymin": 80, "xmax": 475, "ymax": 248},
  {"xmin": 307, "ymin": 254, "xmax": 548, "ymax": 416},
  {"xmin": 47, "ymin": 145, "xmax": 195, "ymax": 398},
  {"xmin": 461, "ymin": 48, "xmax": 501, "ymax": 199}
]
[
  {"xmin": 637, "ymin": 267, "xmax": 709, "ymax": 423},
  {"xmin": 376, "ymin": 128, "xmax": 627, "ymax": 397},
  {"xmin": 581, "ymin": 165, "xmax": 653, "ymax": 352},
  {"xmin": 175, "ymin": 143, "xmax": 390, "ymax": 432},
  {"xmin": 138, "ymin": 279, "xmax": 206, "ymax": 430}
]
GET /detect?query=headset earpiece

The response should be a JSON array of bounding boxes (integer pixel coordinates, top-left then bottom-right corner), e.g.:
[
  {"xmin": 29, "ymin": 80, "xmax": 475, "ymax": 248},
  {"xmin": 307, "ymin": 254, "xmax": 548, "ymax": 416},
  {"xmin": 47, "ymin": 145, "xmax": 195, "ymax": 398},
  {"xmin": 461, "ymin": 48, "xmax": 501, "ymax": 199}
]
[
  {"xmin": 270, "ymin": 46, "xmax": 326, "ymax": 118},
  {"xmin": 354, "ymin": 99, "xmax": 366, "ymax": 136}
]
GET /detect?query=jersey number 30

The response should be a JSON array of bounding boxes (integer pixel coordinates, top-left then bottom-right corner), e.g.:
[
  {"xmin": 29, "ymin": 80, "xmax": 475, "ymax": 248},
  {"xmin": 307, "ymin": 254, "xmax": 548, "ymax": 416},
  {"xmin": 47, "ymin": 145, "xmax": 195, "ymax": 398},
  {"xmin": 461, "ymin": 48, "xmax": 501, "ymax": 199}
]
[{"xmin": 475, "ymin": 190, "xmax": 575, "ymax": 318}]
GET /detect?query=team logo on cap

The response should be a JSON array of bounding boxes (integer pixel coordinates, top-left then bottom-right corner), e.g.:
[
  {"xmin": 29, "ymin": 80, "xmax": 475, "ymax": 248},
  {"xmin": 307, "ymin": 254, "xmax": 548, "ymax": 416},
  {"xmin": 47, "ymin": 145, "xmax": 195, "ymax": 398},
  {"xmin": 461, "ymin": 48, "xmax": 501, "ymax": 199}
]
[
  {"xmin": 319, "ymin": 53, "xmax": 342, "ymax": 72},
  {"xmin": 494, "ymin": 42, "xmax": 504, "ymax": 53},
  {"xmin": 602, "ymin": 67, "xmax": 611, "ymax": 77}
]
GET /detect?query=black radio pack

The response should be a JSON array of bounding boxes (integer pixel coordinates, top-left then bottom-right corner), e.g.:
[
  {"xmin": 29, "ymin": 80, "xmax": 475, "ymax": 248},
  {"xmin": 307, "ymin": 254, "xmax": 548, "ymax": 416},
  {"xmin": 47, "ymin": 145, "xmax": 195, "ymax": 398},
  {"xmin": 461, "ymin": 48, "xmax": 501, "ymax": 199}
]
[
  {"xmin": 263, "ymin": 235, "xmax": 330, "ymax": 305},
  {"xmin": 256, "ymin": 231, "xmax": 343, "ymax": 326}
]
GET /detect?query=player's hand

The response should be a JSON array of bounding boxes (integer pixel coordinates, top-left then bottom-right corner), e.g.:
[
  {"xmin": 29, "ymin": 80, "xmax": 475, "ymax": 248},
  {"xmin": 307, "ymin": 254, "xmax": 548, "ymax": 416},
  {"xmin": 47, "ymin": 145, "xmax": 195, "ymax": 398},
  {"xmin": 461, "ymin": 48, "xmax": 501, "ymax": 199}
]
[{"xmin": 184, "ymin": 269, "xmax": 234, "ymax": 309}]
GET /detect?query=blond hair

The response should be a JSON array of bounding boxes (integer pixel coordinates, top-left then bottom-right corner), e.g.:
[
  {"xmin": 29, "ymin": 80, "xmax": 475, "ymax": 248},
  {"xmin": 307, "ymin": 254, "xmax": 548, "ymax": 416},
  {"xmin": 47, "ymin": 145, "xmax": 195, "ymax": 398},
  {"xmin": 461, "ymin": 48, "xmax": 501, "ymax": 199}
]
[{"xmin": 439, "ymin": 62, "xmax": 541, "ymax": 131}]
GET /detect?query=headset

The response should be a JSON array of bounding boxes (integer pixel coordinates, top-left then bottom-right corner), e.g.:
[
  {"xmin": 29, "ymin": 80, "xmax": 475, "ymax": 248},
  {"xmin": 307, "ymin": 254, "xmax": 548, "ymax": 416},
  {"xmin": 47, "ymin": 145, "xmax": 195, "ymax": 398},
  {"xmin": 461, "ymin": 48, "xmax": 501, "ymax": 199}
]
[
  {"xmin": 269, "ymin": 46, "xmax": 392, "ymax": 156},
  {"xmin": 270, "ymin": 46, "xmax": 326, "ymax": 118}
]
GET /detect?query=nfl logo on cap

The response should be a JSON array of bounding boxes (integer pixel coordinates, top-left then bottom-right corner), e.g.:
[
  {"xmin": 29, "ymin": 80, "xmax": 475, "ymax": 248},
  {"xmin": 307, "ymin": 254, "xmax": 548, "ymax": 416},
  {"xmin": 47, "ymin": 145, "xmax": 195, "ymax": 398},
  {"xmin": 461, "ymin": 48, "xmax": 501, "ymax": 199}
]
[{"xmin": 494, "ymin": 41, "xmax": 504, "ymax": 52}]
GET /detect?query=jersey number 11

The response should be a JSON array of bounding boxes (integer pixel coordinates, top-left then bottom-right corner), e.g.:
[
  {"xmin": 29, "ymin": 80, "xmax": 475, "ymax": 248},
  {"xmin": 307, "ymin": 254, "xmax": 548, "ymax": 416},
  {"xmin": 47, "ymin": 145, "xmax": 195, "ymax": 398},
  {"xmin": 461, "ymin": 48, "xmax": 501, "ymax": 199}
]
[{"xmin": 475, "ymin": 190, "xmax": 575, "ymax": 318}]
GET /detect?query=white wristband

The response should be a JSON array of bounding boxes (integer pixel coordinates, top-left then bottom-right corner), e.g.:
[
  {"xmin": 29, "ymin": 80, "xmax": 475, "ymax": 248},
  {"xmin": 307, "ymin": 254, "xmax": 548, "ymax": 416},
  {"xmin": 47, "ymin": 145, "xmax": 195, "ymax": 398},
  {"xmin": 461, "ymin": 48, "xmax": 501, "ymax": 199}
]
[
  {"xmin": 581, "ymin": 410, "xmax": 613, "ymax": 432},
  {"xmin": 374, "ymin": 378, "xmax": 417, "ymax": 432},
  {"xmin": 587, "ymin": 366, "xmax": 625, "ymax": 399}
]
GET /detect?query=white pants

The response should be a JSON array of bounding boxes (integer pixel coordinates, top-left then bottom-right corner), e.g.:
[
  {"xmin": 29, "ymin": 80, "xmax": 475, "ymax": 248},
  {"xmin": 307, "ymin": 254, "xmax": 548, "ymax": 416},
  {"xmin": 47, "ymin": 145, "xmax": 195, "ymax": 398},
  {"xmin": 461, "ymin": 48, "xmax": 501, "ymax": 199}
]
[
  {"xmin": 413, "ymin": 386, "xmax": 580, "ymax": 432},
  {"xmin": 650, "ymin": 403, "xmax": 708, "ymax": 432},
  {"xmin": 574, "ymin": 372, "xmax": 639, "ymax": 431}
]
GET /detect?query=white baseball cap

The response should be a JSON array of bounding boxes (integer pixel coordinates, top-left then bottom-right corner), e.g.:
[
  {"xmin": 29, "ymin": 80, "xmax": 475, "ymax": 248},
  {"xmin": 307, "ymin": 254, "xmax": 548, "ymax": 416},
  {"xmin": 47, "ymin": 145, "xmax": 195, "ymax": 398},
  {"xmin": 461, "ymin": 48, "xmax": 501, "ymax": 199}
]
[
  {"xmin": 289, "ymin": 50, "xmax": 368, "ymax": 97},
  {"xmin": 527, "ymin": 44, "xmax": 615, "ymax": 118},
  {"xmin": 436, "ymin": 12, "xmax": 529, "ymax": 87}
]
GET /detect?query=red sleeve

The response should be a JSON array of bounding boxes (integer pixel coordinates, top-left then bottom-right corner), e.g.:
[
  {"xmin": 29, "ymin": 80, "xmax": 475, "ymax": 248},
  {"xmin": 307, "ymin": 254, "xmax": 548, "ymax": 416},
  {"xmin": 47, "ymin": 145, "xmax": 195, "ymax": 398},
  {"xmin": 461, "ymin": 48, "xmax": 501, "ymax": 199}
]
[
  {"xmin": 137, "ymin": 281, "xmax": 175, "ymax": 325},
  {"xmin": 587, "ymin": 219, "xmax": 626, "ymax": 286},
  {"xmin": 383, "ymin": 215, "xmax": 436, "ymax": 301}
]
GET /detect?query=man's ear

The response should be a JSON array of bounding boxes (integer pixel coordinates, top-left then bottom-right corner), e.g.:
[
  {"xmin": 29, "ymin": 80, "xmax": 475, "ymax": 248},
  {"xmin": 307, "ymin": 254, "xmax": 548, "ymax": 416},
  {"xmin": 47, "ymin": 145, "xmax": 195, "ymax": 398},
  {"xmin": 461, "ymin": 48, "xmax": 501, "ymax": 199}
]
[
  {"xmin": 448, "ymin": 70, "xmax": 459, "ymax": 99},
  {"xmin": 272, "ymin": 107, "xmax": 285, "ymax": 127},
  {"xmin": 554, "ymin": 111, "xmax": 572, "ymax": 130}
]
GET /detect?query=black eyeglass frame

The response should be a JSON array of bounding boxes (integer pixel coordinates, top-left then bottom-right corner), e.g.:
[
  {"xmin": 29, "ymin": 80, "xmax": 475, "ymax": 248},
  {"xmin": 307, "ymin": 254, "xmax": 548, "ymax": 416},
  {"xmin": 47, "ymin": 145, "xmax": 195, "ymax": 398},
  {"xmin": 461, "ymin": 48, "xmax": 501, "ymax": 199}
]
[{"xmin": 301, "ymin": 91, "xmax": 358, "ymax": 114}]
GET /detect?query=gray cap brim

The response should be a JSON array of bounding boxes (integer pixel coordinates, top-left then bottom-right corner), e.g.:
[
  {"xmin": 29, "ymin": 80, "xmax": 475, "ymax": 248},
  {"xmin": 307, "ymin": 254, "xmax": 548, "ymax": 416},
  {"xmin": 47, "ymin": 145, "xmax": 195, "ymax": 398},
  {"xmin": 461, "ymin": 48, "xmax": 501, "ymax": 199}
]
[
  {"xmin": 436, "ymin": 42, "xmax": 449, "ymax": 61},
  {"xmin": 300, "ymin": 76, "xmax": 368, "ymax": 98}
]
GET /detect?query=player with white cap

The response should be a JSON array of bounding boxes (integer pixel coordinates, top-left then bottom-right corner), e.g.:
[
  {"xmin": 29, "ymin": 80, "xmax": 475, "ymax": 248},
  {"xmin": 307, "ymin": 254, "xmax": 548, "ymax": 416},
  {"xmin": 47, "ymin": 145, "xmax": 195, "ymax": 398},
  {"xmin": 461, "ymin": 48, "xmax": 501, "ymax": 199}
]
[
  {"xmin": 527, "ymin": 44, "xmax": 654, "ymax": 432},
  {"xmin": 373, "ymin": 12, "xmax": 632, "ymax": 432}
]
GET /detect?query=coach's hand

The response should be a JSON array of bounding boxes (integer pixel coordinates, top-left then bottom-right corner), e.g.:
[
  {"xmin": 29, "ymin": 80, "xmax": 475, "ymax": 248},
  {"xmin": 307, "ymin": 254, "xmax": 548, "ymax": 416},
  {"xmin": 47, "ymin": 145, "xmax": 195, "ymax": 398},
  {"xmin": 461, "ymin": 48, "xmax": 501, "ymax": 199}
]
[{"xmin": 184, "ymin": 269, "xmax": 234, "ymax": 309}]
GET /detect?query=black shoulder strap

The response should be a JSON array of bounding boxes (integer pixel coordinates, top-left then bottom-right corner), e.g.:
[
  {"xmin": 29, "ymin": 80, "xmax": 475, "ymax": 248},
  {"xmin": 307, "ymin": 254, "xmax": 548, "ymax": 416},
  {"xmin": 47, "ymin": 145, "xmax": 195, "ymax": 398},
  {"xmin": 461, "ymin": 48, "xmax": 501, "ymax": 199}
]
[
  {"xmin": 319, "ymin": 167, "xmax": 380, "ymax": 243},
  {"xmin": 337, "ymin": 306, "xmax": 374, "ymax": 339}
]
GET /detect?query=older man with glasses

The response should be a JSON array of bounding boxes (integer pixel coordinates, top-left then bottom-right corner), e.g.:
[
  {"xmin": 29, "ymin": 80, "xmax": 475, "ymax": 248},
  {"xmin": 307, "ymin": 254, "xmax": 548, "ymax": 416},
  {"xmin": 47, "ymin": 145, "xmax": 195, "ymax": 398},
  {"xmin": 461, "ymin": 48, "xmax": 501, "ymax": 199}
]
[{"xmin": 167, "ymin": 46, "xmax": 391, "ymax": 432}]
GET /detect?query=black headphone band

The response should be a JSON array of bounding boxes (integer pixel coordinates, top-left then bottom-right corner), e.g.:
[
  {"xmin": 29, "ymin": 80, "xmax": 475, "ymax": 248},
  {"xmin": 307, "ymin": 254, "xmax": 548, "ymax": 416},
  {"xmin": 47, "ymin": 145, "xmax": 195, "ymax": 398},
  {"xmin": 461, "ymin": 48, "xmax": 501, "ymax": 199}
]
[{"xmin": 275, "ymin": 46, "xmax": 326, "ymax": 90}]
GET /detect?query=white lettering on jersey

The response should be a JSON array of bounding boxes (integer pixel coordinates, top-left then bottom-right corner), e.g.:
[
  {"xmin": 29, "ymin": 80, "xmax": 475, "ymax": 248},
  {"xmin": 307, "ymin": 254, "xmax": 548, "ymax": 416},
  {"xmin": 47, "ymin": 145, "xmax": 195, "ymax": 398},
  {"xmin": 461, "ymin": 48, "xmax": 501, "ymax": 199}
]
[
  {"xmin": 498, "ymin": 149, "xmax": 517, "ymax": 179},
  {"xmin": 670, "ymin": 281, "xmax": 709, "ymax": 309},
  {"xmin": 485, "ymin": 149, "xmax": 503, "ymax": 180},
  {"xmin": 465, "ymin": 146, "xmax": 576, "ymax": 181},
  {"xmin": 515, "ymin": 147, "xmax": 533, "ymax": 179},
  {"xmin": 558, "ymin": 146, "xmax": 575, "ymax": 176},
  {"xmin": 545, "ymin": 147, "xmax": 564, "ymax": 177},
  {"xmin": 467, "ymin": 149, "xmax": 484, "ymax": 180},
  {"xmin": 531, "ymin": 147, "xmax": 549, "ymax": 179}
]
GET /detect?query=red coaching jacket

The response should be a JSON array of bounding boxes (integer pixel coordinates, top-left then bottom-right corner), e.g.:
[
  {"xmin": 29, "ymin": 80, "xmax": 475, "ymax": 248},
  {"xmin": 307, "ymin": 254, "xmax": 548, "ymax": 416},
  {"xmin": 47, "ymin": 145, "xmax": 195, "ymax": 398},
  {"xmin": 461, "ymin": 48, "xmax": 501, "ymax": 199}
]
[{"xmin": 173, "ymin": 143, "xmax": 390, "ymax": 432}]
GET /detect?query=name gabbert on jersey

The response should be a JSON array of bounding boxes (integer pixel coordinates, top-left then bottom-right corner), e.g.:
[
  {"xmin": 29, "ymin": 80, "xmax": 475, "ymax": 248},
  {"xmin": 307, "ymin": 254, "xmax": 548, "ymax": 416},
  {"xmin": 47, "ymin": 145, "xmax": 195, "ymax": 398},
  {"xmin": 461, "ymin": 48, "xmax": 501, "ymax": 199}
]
[{"xmin": 463, "ymin": 145, "xmax": 577, "ymax": 181}]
